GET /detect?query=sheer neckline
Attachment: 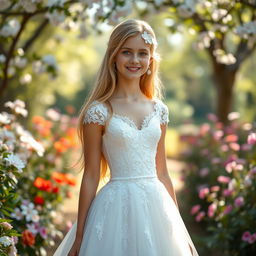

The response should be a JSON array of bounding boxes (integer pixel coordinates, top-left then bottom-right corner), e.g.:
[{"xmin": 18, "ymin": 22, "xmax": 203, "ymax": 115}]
[{"xmin": 111, "ymin": 99, "xmax": 158, "ymax": 131}]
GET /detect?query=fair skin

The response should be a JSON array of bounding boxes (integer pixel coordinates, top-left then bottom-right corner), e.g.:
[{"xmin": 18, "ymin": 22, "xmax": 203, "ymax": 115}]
[{"xmin": 68, "ymin": 33, "xmax": 179, "ymax": 256}]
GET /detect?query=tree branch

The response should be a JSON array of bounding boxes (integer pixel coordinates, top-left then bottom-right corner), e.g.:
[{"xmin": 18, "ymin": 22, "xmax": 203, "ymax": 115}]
[
  {"xmin": 230, "ymin": 39, "xmax": 256, "ymax": 70},
  {"xmin": 0, "ymin": 15, "xmax": 31, "ymax": 97},
  {"xmin": 22, "ymin": 19, "xmax": 49, "ymax": 52}
]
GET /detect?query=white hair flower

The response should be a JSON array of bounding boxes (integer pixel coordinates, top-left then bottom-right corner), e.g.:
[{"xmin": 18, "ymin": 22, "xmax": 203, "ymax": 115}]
[{"xmin": 141, "ymin": 31, "xmax": 156, "ymax": 45}]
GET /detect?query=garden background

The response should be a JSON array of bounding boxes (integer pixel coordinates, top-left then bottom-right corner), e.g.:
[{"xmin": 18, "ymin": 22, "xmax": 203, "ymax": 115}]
[{"xmin": 0, "ymin": 0, "xmax": 256, "ymax": 255}]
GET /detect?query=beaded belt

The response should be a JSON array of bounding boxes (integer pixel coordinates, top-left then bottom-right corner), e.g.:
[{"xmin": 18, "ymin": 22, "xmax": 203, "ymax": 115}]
[{"xmin": 110, "ymin": 175, "xmax": 158, "ymax": 181}]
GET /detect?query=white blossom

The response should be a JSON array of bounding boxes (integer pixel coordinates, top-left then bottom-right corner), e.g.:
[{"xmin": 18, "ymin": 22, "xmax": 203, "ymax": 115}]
[
  {"xmin": 154, "ymin": 0, "xmax": 165, "ymax": 6},
  {"xmin": 5, "ymin": 100, "xmax": 28, "ymax": 117},
  {"xmin": 177, "ymin": 4, "xmax": 194, "ymax": 18},
  {"xmin": 47, "ymin": 0, "xmax": 66, "ymax": 7},
  {"xmin": 14, "ymin": 56, "xmax": 27, "ymax": 68},
  {"xmin": 21, "ymin": 202, "xmax": 40, "ymax": 222},
  {"xmin": 213, "ymin": 49, "xmax": 236, "ymax": 65},
  {"xmin": 5, "ymin": 153, "xmax": 26, "ymax": 172},
  {"xmin": 45, "ymin": 10, "xmax": 66, "ymax": 26},
  {"xmin": 211, "ymin": 8, "xmax": 228, "ymax": 21},
  {"xmin": 18, "ymin": 0, "xmax": 37, "ymax": 12},
  {"xmin": 16, "ymin": 126, "xmax": 45, "ymax": 156},
  {"xmin": 0, "ymin": 19, "xmax": 21, "ymax": 37},
  {"xmin": 11, "ymin": 208, "xmax": 23, "ymax": 220},
  {"xmin": 46, "ymin": 108, "xmax": 61, "ymax": 121},
  {"xmin": 235, "ymin": 20, "xmax": 256, "ymax": 38},
  {"xmin": 8, "ymin": 244, "xmax": 18, "ymax": 256},
  {"xmin": 115, "ymin": 1, "xmax": 133, "ymax": 17},
  {"xmin": 0, "ymin": 54, "xmax": 6, "ymax": 63},
  {"xmin": 20, "ymin": 73, "xmax": 32, "ymax": 84},
  {"xmin": 32, "ymin": 60, "xmax": 45, "ymax": 74},
  {"xmin": 0, "ymin": 129, "xmax": 16, "ymax": 143},
  {"xmin": 107, "ymin": 10, "xmax": 120, "ymax": 26},
  {"xmin": 0, "ymin": 112, "xmax": 12, "ymax": 124},
  {"xmin": 42, "ymin": 54, "xmax": 57, "ymax": 66},
  {"xmin": 0, "ymin": 0, "xmax": 11, "ymax": 10},
  {"xmin": 0, "ymin": 236, "xmax": 12, "ymax": 247},
  {"xmin": 7, "ymin": 66, "xmax": 16, "ymax": 77},
  {"xmin": 228, "ymin": 112, "xmax": 240, "ymax": 121}
]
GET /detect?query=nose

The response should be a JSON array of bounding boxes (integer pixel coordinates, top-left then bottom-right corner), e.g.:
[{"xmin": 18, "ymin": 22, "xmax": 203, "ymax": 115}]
[{"xmin": 130, "ymin": 53, "xmax": 139, "ymax": 64}]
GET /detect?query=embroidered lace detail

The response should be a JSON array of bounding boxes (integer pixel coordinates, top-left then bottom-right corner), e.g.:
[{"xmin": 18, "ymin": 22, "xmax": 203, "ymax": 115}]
[
  {"xmin": 83, "ymin": 100, "xmax": 108, "ymax": 125},
  {"xmin": 112, "ymin": 99, "xmax": 158, "ymax": 131},
  {"xmin": 157, "ymin": 100, "xmax": 169, "ymax": 125}
]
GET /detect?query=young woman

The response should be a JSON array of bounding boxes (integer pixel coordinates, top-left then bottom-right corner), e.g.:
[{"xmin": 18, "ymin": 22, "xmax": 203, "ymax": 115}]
[{"xmin": 54, "ymin": 19, "xmax": 199, "ymax": 256}]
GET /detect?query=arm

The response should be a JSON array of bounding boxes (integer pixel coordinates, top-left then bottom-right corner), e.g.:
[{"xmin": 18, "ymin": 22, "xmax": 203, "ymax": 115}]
[
  {"xmin": 75, "ymin": 122, "xmax": 103, "ymax": 240},
  {"xmin": 156, "ymin": 124, "xmax": 179, "ymax": 210}
]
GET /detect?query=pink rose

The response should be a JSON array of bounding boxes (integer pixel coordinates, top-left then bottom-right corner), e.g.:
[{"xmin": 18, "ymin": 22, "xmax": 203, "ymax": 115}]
[
  {"xmin": 234, "ymin": 196, "xmax": 244, "ymax": 208},
  {"xmin": 242, "ymin": 231, "xmax": 251, "ymax": 242},
  {"xmin": 210, "ymin": 185, "xmax": 220, "ymax": 192},
  {"xmin": 0, "ymin": 222, "xmax": 13, "ymax": 230},
  {"xmin": 217, "ymin": 175, "xmax": 231, "ymax": 184},
  {"xmin": 195, "ymin": 211, "xmax": 205, "ymax": 222},
  {"xmin": 229, "ymin": 143, "xmax": 240, "ymax": 151},
  {"xmin": 247, "ymin": 133, "xmax": 256, "ymax": 145},
  {"xmin": 222, "ymin": 189, "xmax": 233, "ymax": 197},
  {"xmin": 223, "ymin": 205, "xmax": 233, "ymax": 215},
  {"xmin": 248, "ymin": 233, "xmax": 256, "ymax": 244},
  {"xmin": 190, "ymin": 204, "xmax": 201, "ymax": 215},
  {"xmin": 199, "ymin": 187, "xmax": 210, "ymax": 199},
  {"xmin": 207, "ymin": 203, "xmax": 217, "ymax": 218}
]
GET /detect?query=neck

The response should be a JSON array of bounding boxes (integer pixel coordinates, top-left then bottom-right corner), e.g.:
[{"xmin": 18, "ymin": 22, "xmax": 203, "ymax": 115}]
[{"xmin": 114, "ymin": 76, "xmax": 145, "ymax": 100}]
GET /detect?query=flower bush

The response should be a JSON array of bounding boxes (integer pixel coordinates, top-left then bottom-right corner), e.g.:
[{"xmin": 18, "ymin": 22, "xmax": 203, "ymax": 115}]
[
  {"xmin": 180, "ymin": 113, "xmax": 256, "ymax": 255},
  {"xmin": 0, "ymin": 100, "xmax": 78, "ymax": 255}
]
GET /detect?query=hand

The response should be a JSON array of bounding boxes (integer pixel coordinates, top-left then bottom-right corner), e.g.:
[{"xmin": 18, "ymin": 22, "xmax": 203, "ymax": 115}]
[{"xmin": 68, "ymin": 238, "xmax": 82, "ymax": 256}]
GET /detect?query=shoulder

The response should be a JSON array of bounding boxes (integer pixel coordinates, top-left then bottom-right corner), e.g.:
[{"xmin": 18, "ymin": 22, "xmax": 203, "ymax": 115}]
[
  {"xmin": 154, "ymin": 98, "xmax": 169, "ymax": 125},
  {"xmin": 83, "ymin": 100, "xmax": 109, "ymax": 125}
]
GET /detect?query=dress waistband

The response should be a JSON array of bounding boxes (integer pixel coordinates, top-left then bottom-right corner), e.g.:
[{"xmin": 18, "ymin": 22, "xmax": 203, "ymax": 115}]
[{"xmin": 110, "ymin": 175, "xmax": 158, "ymax": 181}]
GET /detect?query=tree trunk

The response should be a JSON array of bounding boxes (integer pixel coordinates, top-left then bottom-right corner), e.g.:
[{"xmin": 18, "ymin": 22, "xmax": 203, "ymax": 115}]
[{"xmin": 211, "ymin": 61, "xmax": 238, "ymax": 124}]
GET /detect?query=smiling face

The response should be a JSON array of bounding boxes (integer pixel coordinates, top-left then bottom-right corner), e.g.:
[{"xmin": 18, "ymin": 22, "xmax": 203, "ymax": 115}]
[{"xmin": 114, "ymin": 33, "xmax": 152, "ymax": 81}]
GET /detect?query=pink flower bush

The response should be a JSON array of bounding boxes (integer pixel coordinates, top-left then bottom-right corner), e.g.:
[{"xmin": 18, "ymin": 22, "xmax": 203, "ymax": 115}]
[{"xmin": 181, "ymin": 114, "xmax": 256, "ymax": 254}]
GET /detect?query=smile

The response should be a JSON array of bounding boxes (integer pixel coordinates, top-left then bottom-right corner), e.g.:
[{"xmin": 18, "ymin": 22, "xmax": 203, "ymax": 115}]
[{"xmin": 126, "ymin": 67, "xmax": 141, "ymax": 72}]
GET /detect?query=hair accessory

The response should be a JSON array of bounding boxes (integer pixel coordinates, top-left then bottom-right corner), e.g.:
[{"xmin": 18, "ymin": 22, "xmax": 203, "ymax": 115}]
[{"xmin": 141, "ymin": 31, "xmax": 155, "ymax": 45}]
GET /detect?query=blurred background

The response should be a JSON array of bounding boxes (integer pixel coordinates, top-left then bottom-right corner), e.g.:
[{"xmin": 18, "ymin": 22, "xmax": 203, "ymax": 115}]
[{"xmin": 1, "ymin": 1, "xmax": 256, "ymax": 256}]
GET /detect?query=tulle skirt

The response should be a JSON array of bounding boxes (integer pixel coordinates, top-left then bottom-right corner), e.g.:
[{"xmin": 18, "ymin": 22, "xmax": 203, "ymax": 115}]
[{"xmin": 53, "ymin": 177, "xmax": 199, "ymax": 256}]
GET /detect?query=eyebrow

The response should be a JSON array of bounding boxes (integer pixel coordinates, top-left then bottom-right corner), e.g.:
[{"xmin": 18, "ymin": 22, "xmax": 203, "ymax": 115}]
[{"xmin": 121, "ymin": 47, "xmax": 149, "ymax": 51}]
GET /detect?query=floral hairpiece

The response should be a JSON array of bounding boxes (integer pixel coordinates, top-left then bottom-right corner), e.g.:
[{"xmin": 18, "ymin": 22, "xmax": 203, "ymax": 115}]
[{"xmin": 141, "ymin": 31, "xmax": 156, "ymax": 45}]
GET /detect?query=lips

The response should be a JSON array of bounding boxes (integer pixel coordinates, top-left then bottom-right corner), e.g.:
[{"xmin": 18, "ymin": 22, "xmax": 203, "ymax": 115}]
[{"xmin": 126, "ymin": 66, "xmax": 141, "ymax": 72}]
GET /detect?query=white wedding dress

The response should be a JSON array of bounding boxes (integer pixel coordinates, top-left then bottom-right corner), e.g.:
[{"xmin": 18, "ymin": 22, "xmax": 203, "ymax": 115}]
[{"xmin": 53, "ymin": 99, "xmax": 199, "ymax": 256}]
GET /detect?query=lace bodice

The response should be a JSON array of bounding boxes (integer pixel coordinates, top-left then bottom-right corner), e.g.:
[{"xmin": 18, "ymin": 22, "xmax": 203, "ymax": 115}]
[{"xmin": 83, "ymin": 99, "xmax": 169, "ymax": 180}]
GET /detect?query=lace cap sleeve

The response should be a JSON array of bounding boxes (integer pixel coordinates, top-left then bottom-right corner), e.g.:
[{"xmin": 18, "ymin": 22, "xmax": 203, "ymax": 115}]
[
  {"xmin": 158, "ymin": 100, "xmax": 169, "ymax": 125},
  {"xmin": 83, "ymin": 101, "xmax": 108, "ymax": 126}
]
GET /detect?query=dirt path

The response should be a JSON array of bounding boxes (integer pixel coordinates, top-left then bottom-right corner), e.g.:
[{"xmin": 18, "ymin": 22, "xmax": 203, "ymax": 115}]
[{"xmin": 47, "ymin": 159, "xmax": 186, "ymax": 255}]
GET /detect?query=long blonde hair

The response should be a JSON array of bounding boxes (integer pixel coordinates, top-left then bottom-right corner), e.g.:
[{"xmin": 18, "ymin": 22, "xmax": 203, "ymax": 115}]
[{"xmin": 76, "ymin": 19, "xmax": 164, "ymax": 180}]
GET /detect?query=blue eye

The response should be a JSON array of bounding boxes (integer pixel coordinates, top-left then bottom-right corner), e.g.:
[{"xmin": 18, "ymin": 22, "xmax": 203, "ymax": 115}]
[
  {"xmin": 122, "ymin": 51, "xmax": 130, "ymax": 55},
  {"xmin": 140, "ymin": 52, "xmax": 148, "ymax": 56}
]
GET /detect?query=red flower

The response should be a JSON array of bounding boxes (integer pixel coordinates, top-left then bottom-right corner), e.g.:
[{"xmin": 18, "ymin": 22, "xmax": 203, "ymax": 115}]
[
  {"xmin": 52, "ymin": 186, "xmax": 60, "ymax": 193},
  {"xmin": 65, "ymin": 173, "xmax": 76, "ymax": 186},
  {"xmin": 22, "ymin": 229, "xmax": 35, "ymax": 246},
  {"xmin": 34, "ymin": 195, "xmax": 45, "ymax": 205},
  {"xmin": 52, "ymin": 172, "xmax": 66, "ymax": 184},
  {"xmin": 33, "ymin": 177, "xmax": 53, "ymax": 192}
]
